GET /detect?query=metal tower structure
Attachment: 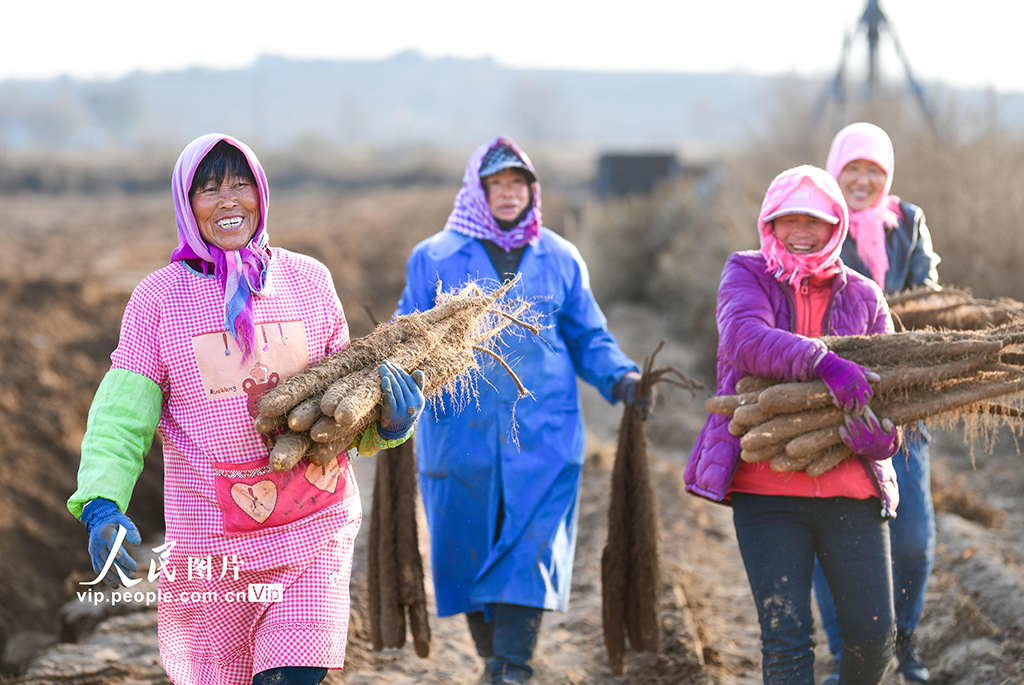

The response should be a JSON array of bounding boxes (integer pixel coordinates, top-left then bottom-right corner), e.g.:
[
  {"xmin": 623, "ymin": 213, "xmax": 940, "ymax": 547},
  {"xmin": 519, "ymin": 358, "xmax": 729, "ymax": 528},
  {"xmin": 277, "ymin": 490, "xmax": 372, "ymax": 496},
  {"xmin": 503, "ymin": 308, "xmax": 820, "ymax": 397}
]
[{"xmin": 815, "ymin": 0, "xmax": 938, "ymax": 132}]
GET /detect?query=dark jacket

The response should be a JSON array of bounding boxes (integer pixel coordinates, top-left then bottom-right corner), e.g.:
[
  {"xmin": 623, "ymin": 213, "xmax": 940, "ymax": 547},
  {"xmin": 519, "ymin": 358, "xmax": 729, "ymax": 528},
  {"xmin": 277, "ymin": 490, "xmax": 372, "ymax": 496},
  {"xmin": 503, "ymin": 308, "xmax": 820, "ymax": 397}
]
[{"xmin": 840, "ymin": 201, "xmax": 940, "ymax": 296}]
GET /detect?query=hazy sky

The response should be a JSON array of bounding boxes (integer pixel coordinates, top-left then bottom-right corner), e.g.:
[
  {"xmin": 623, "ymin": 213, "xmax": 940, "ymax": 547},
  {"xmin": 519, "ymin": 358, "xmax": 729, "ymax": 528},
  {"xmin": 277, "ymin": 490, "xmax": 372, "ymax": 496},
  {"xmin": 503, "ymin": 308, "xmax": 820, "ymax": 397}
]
[{"xmin": 7, "ymin": 0, "xmax": 1020, "ymax": 93}]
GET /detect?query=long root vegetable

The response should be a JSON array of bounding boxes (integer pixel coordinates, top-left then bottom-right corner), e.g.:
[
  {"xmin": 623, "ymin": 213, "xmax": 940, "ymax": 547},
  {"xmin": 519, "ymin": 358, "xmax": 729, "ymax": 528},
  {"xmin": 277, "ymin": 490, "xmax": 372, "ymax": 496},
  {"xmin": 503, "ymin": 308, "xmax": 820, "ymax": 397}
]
[
  {"xmin": 707, "ymin": 320, "xmax": 1024, "ymax": 476},
  {"xmin": 785, "ymin": 425, "xmax": 842, "ymax": 459},
  {"xmin": 269, "ymin": 432, "xmax": 312, "ymax": 472},
  {"xmin": 732, "ymin": 403, "xmax": 771, "ymax": 427},
  {"xmin": 256, "ymin": 275, "xmax": 538, "ymax": 473},
  {"xmin": 705, "ymin": 392, "xmax": 759, "ymax": 415},
  {"xmin": 741, "ymin": 443, "xmax": 786, "ymax": 463},
  {"xmin": 287, "ymin": 396, "xmax": 323, "ymax": 432},
  {"xmin": 887, "ymin": 286, "xmax": 1024, "ymax": 331},
  {"xmin": 602, "ymin": 342, "xmax": 703, "ymax": 675},
  {"xmin": 769, "ymin": 451, "xmax": 814, "ymax": 472},
  {"xmin": 735, "ymin": 375, "xmax": 779, "ymax": 395},
  {"xmin": 740, "ymin": 406, "xmax": 842, "ymax": 452},
  {"xmin": 806, "ymin": 444, "xmax": 854, "ymax": 478}
]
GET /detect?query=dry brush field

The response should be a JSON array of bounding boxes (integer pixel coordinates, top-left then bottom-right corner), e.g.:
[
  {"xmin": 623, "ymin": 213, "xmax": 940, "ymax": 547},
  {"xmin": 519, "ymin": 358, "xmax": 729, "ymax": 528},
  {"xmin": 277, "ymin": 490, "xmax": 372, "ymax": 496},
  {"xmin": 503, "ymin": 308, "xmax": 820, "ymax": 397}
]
[{"xmin": 1, "ymin": 168, "xmax": 1023, "ymax": 684}]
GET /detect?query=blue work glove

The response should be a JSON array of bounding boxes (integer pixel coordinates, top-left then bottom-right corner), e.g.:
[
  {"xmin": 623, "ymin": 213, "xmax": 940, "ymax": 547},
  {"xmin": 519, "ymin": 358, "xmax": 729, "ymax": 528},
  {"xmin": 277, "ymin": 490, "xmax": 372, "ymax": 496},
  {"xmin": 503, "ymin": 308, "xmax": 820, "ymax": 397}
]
[
  {"xmin": 839, "ymin": 407, "xmax": 899, "ymax": 461},
  {"xmin": 613, "ymin": 371, "xmax": 654, "ymax": 420},
  {"xmin": 814, "ymin": 351, "xmax": 880, "ymax": 414},
  {"xmin": 81, "ymin": 498, "xmax": 141, "ymax": 588},
  {"xmin": 378, "ymin": 361, "xmax": 426, "ymax": 439}
]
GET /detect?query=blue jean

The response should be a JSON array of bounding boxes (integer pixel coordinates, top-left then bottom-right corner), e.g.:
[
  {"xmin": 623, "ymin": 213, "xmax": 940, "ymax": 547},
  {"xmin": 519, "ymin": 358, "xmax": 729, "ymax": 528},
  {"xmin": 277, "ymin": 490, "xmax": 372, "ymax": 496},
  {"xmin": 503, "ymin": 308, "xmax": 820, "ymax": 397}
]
[
  {"xmin": 252, "ymin": 667, "xmax": 328, "ymax": 685},
  {"xmin": 466, "ymin": 603, "xmax": 544, "ymax": 684},
  {"xmin": 732, "ymin": 492, "xmax": 895, "ymax": 685},
  {"xmin": 814, "ymin": 431, "xmax": 935, "ymax": 654}
]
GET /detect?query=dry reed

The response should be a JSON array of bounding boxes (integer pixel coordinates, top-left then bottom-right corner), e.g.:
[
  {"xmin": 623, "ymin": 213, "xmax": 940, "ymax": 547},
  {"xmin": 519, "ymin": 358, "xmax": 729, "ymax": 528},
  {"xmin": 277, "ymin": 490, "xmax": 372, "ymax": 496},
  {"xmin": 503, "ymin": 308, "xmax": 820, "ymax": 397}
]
[{"xmin": 602, "ymin": 342, "xmax": 704, "ymax": 675}]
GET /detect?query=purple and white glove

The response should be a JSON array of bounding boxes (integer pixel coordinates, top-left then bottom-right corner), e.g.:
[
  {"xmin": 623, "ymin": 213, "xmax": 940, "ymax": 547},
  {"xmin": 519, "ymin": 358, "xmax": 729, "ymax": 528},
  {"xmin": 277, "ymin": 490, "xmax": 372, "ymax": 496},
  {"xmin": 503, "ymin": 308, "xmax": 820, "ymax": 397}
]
[
  {"xmin": 814, "ymin": 351, "xmax": 880, "ymax": 414},
  {"xmin": 838, "ymin": 408, "xmax": 898, "ymax": 461}
]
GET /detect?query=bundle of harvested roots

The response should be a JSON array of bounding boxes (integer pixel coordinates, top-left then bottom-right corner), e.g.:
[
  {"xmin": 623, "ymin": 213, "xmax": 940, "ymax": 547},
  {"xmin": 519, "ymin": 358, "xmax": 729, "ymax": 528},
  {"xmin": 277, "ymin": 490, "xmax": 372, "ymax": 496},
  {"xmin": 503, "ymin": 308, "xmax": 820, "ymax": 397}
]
[
  {"xmin": 602, "ymin": 341, "xmax": 704, "ymax": 676},
  {"xmin": 888, "ymin": 286, "xmax": 1024, "ymax": 331},
  {"xmin": 255, "ymin": 274, "xmax": 538, "ymax": 472},
  {"xmin": 367, "ymin": 436, "xmax": 430, "ymax": 656},
  {"xmin": 707, "ymin": 322, "xmax": 1024, "ymax": 477}
]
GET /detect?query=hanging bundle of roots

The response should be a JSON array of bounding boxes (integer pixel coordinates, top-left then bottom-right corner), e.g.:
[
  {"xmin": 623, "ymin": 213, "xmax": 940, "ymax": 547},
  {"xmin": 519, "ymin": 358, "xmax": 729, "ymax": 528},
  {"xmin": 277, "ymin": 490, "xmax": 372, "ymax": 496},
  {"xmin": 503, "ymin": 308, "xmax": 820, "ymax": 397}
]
[
  {"xmin": 602, "ymin": 341, "xmax": 704, "ymax": 676},
  {"xmin": 367, "ymin": 436, "xmax": 430, "ymax": 656},
  {"xmin": 888, "ymin": 286, "xmax": 1024, "ymax": 332},
  {"xmin": 254, "ymin": 274, "xmax": 539, "ymax": 473},
  {"xmin": 706, "ymin": 322, "xmax": 1024, "ymax": 476}
]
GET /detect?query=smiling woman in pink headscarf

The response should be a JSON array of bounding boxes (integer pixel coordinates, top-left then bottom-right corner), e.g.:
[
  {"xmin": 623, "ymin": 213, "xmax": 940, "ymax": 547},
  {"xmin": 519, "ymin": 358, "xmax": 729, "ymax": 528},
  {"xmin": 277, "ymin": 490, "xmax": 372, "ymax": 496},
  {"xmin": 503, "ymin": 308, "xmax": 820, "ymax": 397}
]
[
  {"xmin": 68, "ymin": 134, "xmax": 425, "ymax": 685},
  {"xmin": 686, "ymin": 165, "xmax": 902, "ymax": 685},
  {"xmin": 826, "ymin": 122, "xmax": 940, "ymax": 294},
  {"xmin": 814, "ymin": 122, "xmax": 942, "ymax": 684}
]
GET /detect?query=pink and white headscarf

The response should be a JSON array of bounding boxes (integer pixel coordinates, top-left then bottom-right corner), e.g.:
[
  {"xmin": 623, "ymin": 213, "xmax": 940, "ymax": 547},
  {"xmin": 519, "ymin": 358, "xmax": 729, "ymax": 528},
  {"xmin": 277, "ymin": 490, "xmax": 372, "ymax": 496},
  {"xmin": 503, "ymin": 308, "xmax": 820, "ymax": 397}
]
[
  {"xmin": 759, "ymin": 165, "xmax": 849, "ymax": 286},
  {"xmin": 444, "ymin": 136, "xmax": 542, "ymax": 252},
  {"xmin": 826, "ymin": 122, "xmax": 902, "ymax": 286},
  {"xmin": 169, "ymin": 133, "xmax": 274, "ymax": 361}
]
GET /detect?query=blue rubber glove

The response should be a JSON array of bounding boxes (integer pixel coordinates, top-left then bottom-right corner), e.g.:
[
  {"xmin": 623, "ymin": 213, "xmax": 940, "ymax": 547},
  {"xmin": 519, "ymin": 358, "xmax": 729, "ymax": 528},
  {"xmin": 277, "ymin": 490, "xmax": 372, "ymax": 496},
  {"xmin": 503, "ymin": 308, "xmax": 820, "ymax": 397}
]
[
  {"xmin": 81, "ymin": 498, "xmax": 141, "ymax": 588},
  {"xmin": 614, "ymin": 371, "xmax": 653, "ymax": 420},
  {"xmin": 814, "ymin": 351, "xmax": 880, "ymax": 414},
  {"xmin": 378, "ymin": 361, "xmax": 426, "ymax": 440},
  {"xmin": 839, "ymin": 407, "xmax": 899, "ymax": 461}
]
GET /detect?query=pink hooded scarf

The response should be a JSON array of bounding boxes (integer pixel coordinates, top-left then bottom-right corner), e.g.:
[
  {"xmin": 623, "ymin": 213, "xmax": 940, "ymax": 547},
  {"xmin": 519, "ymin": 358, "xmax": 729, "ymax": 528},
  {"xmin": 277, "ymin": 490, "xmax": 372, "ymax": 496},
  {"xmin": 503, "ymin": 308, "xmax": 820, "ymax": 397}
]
[
  {"xmin": 826, "ymin": 122, "xmax": 901, "ymax": 286},
  {"xmin": 169, "ymin": 133, "xmax": 273, "ymax": 361},
  {"xmin": 444, "ymin": 136, "xmax": 542, "ymax": 251},
  {"xmin": 759, "ymin": 165, "xmax": 849, "ymax": 286}
]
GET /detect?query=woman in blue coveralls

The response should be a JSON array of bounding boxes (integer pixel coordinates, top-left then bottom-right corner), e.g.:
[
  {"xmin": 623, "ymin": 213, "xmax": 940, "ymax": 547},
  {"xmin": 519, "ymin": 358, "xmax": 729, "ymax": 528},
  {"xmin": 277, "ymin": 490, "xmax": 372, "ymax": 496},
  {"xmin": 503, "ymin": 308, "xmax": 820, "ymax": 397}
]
[
  {"xmin": 395, "ymin": 137, "xmax": 646, "ymax": 684},
  {"xmin": 816, "ymin": 122, "xmax": 941, "ymax": 684}
]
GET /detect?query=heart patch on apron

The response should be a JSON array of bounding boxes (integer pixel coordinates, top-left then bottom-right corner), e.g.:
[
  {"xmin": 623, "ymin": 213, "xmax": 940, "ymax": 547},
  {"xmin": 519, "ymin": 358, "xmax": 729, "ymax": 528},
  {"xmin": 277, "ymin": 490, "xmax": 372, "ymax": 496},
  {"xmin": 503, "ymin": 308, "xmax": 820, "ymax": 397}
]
[
  {"xmin": 231, "ymin": 481, "xmax": 278, "ymax": 523},
  {"xmin": 305, "ymin": 458, "xmax": 341, "ymax": 493}
]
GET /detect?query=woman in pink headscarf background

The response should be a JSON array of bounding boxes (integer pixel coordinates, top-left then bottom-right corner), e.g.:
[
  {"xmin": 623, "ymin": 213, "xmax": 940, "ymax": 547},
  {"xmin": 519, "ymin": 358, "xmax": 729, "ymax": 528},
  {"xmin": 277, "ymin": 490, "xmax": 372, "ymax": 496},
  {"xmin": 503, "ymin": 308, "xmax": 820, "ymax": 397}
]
[{"xmin": 815, "ymin": 122, "xmax": 941, "ymax": 684}]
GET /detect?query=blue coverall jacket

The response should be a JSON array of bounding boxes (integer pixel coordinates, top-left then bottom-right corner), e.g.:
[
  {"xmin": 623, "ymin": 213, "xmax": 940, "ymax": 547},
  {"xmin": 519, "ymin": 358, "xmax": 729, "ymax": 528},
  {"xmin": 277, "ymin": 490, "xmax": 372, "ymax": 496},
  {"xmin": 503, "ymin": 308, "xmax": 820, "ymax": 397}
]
[{"xmin": 396, "ymin": 227, "xmax": 637, "ymax": 616}]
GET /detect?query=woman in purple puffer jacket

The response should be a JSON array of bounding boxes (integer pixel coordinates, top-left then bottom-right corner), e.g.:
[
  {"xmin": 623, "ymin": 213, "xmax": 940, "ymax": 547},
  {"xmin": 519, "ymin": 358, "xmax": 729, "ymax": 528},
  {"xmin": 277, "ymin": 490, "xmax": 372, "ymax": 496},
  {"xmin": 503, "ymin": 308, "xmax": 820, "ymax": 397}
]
[{"xmin": 685, "ymin": 165, "xmax": 901, "ymax": 685}]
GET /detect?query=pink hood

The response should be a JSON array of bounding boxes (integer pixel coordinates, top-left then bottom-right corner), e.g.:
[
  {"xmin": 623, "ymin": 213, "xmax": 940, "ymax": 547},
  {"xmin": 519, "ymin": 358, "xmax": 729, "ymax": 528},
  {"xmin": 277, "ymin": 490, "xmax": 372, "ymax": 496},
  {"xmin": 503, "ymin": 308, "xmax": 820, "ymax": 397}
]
[
  {"xmin": 759, "ymin": 165, "xmax": 849, "ymax": 285},
  {"xmin": 826, "ymin": 122, "xmax": 901, "ymax": 286},
  {"xmin": 169, "ymin": 133, "xmax": 273, "ymax": 361}
]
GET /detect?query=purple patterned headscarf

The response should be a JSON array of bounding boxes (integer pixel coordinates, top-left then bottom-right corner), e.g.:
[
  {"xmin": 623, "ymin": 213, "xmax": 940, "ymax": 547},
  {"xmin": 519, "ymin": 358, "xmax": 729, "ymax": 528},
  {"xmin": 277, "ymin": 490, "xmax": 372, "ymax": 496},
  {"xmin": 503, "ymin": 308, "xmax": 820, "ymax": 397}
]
[
  {"xmin": 169, "ymin": 133, "xmax": 273, "ymax": 361},
  {"xmin": 444, "ymin": 136, "xmax": 542, "ymax": 252}
]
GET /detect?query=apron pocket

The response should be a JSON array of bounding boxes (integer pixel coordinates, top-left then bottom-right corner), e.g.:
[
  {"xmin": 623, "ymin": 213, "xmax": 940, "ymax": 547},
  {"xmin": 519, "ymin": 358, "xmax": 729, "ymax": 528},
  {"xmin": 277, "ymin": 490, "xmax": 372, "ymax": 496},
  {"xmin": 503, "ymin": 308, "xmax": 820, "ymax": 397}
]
[{"xmin": 213, "ymin": 455, "xmax": 355, "ymax": 535}]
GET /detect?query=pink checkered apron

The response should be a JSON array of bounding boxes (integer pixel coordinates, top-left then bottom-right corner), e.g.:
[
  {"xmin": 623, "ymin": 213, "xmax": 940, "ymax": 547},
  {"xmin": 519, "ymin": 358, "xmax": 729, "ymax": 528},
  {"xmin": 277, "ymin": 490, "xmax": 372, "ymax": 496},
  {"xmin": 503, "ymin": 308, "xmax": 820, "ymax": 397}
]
[{"xmin": 112, "ymin": 249, "xmax": 361, "ymax": 685}]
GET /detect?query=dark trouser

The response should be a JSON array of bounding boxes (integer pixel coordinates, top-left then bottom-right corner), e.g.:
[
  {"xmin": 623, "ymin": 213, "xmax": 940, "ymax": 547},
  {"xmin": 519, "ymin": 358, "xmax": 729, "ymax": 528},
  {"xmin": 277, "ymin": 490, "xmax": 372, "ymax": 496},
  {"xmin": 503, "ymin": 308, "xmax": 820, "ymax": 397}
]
[
  {"xmin": 814, "ymin": 431, "xmax": 935, "ymax": 654},
  {"xmin": 466, "ymin": 603, "xmax": 544, "ymax": 684},
  {"xmin": 732, "ymin": 493, "xmax": 895, "ymax": 685},
  {"xmin": 252, "ymin": 667, "xmax": 328, "ymax": 685}
]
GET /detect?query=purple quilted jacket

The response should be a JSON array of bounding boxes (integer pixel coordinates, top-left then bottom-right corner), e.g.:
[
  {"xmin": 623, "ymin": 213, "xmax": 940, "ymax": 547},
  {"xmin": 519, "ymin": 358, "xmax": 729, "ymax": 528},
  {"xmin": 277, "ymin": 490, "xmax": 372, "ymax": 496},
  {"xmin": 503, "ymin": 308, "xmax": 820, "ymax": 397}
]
[{"xmin": 684, "ymin": 250, "xmax": 900, "ymax": 517}]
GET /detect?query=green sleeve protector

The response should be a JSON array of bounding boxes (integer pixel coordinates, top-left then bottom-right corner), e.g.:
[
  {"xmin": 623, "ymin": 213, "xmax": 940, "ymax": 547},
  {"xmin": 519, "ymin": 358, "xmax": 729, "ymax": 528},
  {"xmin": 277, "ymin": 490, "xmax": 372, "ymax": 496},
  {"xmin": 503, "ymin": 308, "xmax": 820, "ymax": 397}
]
[
  {"xmin": 355, "ymin": 421, "xmax": 414, "ymax": 457},
  {"xmin": 67, "ymin": 368, "xmax": 163, "ymax": 520}
]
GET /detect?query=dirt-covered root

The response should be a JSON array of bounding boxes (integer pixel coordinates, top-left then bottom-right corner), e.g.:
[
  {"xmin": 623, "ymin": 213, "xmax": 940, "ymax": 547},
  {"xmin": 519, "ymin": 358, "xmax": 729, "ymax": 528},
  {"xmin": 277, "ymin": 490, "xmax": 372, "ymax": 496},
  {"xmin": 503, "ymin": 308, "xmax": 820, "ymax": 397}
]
[
  {"xmin": 705, "ymin": 392, "xmax": 759, "ymax": 415},
  {"xmin": 287, "ymin": 395, "xmax": 323, "ymax": 432},
  {"xmin": 741, "ymin": 442, "xmax": 786, "ymax": 463},
  {"xmin": 887, "ymin": 286, "xmax": 1024, "ymax": 331},
  {"xmin": 260, "ymin": 274, "xmax": 527, "ymax": 420},
  {"xmin": 602, "ymin": 342, "xmax": 702, "ymax": 676},
  {"xmin": 256, "ymin": 276, "xmax": 539, "ymax": 472},
  {"xmin": 739, "ymin": 406, "xmax": 843, "ymax": 452},
  {"xmin": 366, "ymin": 437, "xmax": 431, "ymax": 657},
  {"xmin": 269, "ymin": 431, "xmax": 312, "ymax": 472},
  {"xmin": 307, "ymin": 439, "xmax": 347, "ymax": 466},
  {"xmin": 735, "ymin": 375, "xmax": 780, "ymax": 394},
  {"xmin": 702, "ymin": 326, "xmax": 1024, "ymax": 476},
  {"xmin": 805, "ymin": 443, "xmax": 854, "ymax": 477},
  {"xmin": 755, "ymin": 357, "xmax": 993, "ymax": 416},
  {"xmin": 258, "ymin": 335, "xmax": 381, "ymax": 418}
]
